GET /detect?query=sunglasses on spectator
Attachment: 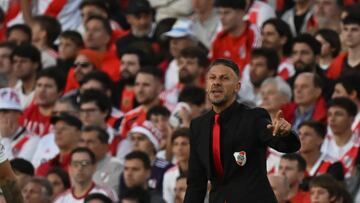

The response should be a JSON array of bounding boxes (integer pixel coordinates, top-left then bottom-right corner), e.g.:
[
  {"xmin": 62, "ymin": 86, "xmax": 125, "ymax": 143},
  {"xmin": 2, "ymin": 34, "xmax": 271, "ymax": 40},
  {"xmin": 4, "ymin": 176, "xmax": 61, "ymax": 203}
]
[{"xmin": 74, "ymin": 62, "xmax": 91, "ymax": 68}]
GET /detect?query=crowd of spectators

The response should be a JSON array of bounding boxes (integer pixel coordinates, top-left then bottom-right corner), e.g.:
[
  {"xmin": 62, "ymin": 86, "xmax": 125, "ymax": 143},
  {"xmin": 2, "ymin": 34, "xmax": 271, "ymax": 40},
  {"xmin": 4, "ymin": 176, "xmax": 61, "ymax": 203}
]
[{"xmin": 0, "ymin": 0, "xmax": 360, "ymax": 202}]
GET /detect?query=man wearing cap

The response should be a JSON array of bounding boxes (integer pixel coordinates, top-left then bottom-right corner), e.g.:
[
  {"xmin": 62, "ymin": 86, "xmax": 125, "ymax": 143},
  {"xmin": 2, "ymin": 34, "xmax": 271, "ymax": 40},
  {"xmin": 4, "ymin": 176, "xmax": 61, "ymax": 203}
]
[
  {"xmin": 163, "ymin": 18, "xmax": 199, "ymax": 90},
  {"xmin": 0, "ymin": 88, "xmax": 40, "ymax": 161},
  {"xmin": 184, "ymin": 58, "xmax": 299, "ymax": 202},
  {"xmin": 36, "ymin": 113, "xmax": 82, "ymax": 176},
  {"xmin": 210, "ymin": 0, "xmax": 261, "ymax": 74},
  {"xmin": 125, "ymin": 121, "xmax": 173, "ymax": 194}
]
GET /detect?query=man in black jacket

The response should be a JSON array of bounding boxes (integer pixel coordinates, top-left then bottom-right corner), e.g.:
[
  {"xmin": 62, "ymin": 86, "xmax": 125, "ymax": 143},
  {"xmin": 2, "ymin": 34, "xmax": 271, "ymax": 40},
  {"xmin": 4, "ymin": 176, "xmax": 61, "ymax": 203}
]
[{"xmin": 184, "ymin": 58, "xmax": 300, "ymax": 203}]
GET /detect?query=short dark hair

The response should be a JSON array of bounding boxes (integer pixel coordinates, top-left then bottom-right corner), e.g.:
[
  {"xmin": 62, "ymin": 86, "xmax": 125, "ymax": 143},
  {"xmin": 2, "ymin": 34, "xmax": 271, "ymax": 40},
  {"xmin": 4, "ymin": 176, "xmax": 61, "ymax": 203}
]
[
  {"xmin": 70, "ymin": 147, "xmax": 96, "ymax": 164},
  {"xmin": 6, "ymin": 24, "xmax": 32, "ymax": 42},
  {"xmin": 36, "ymin": 66, "xmax": 66, "ymax": 92},
  {"xmin": 281, "ymin": 153, "xmax": 306, "ymax": 172},
  {"xmin": 120, "ymin": 186, "xmax": 150, "ymax": 203},
  {"xmin": 214, "ymin": 0, "xmax": 246, "ymax": 10},
  {"xmin": 32, "ymin": 15, "xmax": 62, "ymax": 47},
  {"xmin": 178, "ymin": 86, "xmax": 206, "ymax": 106},
  {"xmin": 46, "ymin": 167, "xmax": 70, "ymax": 189},
  {"xmin": 328, "ymin": 97, "xmax": 358, "ymax": 117},
  {"xmin": 251, "ymin": 48, "xmax": 279, "ymax": 72},
  {"xmin": 292, "ymin": 34, "xmax": 321, "ymax": 56},
  {"xmin": 80, "ymin": 70, "xmax": 114, "ymax": 93},
  {"xmin": 85, "ymin": 15, "xmax": 112, "ymax": 36},
  {"xmin": 179, "ymin": 47, "xmax": 209, "ymax": 68},
  {"xmin": 262, "ymin": 18, "xmax": 293, "ymax": 56},
  {"xmin": 11, "ymin": 43, "xmax": 41, "ymax": 70},
  {"xmin": 118, "ymin": 47, "xmax": 148, "ymax": 67},
  {"xmin": 79, "ymin": 0, "xmax": 109, "ymax": 14},
  {"xmin": 10, "ymin": 158, "xmax": 34, "ymax": 176},
  {"xmin": 342, "ymin": 12, "xmax": 360, "ymax": 25},
  {"xmin": 82, "ymin": 125, "xmax": 110, "ymax": 144},
  {"xmin": 138, "ymin": 66, "xmax": 163, "ymax": 81},
  {"xmin": 171, "ymin": 127, "xmax": 190, "ymax": 143},
  {"xmin": 80, "ymin": 89, "xmax": 112, "ymax": 116},
  {"xmin": 309, "ymin": 174, "xmax": 348, "ymax": 202},
  {"xmin": 315, "ymin": 29, "xmax": 341, "ymax": 58},
  {"xmin": 125, "ymin": 151, "xmax": 151, "ymax": 170},
  {"xmin": 146, "ymin": 105, "xmax": 171, "ymax": 120},
  {"xmin": 209, "ymin": 58, "xmax": 240, "ymax": 78},
  {"xmin": 27, "ymin": 177, "xmax": 53, "ymax": 198},
  {"xmin": 298, "ymin": 121, "xmax": 327, "ymax": 138},
  {"xmin": 335, "ymin": 74, "xmax": 360, "ymax": 101},
  {"xmin": 84, "ymin": 193, "xmax": 113, "ymax": 203},
  {"xmin": 59, "ymin": 30, "xmax": 84, "ymax": 47}
]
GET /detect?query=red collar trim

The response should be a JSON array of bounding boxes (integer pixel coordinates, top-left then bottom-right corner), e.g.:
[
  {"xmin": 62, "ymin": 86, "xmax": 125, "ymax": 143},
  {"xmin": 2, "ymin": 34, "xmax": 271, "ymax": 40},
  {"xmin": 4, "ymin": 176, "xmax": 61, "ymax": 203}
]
[{"xmin": 71, "ymin": 182, "xmax": 95, "ymax": 199}]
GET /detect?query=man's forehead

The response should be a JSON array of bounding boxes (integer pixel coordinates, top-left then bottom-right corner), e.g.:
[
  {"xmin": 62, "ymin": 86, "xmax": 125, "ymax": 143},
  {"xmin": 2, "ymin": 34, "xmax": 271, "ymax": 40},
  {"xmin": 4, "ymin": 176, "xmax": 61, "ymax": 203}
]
[{"xmin": 207, "ymin": 64, "xmax": 238, "ymax": 76}]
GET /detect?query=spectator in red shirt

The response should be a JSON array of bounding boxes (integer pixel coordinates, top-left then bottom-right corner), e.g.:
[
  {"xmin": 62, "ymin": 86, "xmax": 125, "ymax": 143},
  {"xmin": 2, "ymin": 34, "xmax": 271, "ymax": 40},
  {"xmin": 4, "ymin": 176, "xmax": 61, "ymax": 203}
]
[
  {"xmin": 36, "ymin": 113, "xmax": 82, "ymax": 176},
  {"xmin": 64, "ymin": 48, "xmax": 104, "ymax": 93},
  {"xmin": 314, "ymin": 29, "xmax": 341, "ymax": 72},
  {"xmin": 20, "ymin": 67, "xmax": 66, "ymax": 136},
  {"xmin": 210, "ymin": 0, "xmax": 261, "ymax": 74},
  {"xmin": 283, "ymin": 72, "xmax": 326, "ymax": 132},
  {"xmin": 279, "ymin": 153, "xmax": 309, "ymax": 203},
  {"xmin": 119, "ymin": 67, "xmax": 163, "ymax": 138}
]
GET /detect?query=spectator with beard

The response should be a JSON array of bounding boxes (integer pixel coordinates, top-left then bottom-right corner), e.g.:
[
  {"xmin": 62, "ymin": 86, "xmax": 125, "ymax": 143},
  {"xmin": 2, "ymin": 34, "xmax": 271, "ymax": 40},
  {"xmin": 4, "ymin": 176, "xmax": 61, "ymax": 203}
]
[
  {"xmin": 313, "ymin": 0, "xmax": 343, "ymax": 32},
  {"xmin": 64, "ymin": 49, "xmax": 103, "ymax": 93},
  {"xmin": 238, "ymin": 48, "xmax": 279, "ymax": 107},
  {"xmin": 114, "ymin": 48, "xmax": 147, "ymax": 113},
  {"xmin": 261, "ymin": 18, "xmax": 295, "ymax": 80},
  {"xmin": 12, "ymin": 43, "xmax": 42, "ymax": 109},
  {"xmin": 161, "ymin": 46, "xmax": 207, "ymax": 111},
  {"xmin": 289, "ymin": 33, "xmax": 333, "ymax": 99}
]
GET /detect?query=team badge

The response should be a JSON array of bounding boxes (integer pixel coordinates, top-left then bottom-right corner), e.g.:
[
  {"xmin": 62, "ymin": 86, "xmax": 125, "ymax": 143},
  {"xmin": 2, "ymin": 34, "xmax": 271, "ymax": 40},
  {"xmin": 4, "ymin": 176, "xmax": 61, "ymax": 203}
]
[{"xmin": 234, "ymin": 151, "xmax": 246, "ymax": 166}]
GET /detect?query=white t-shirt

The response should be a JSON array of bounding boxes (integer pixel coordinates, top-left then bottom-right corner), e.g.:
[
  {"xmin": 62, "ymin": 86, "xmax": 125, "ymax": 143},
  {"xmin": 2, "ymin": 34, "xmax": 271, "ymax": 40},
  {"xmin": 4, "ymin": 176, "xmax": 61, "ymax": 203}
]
[
  {"xmin": 163, "ymin": 165, "xmax": 180, "ymax": 203},
  {"xmin": 14, "ymin": 81, "xmax": 35, "ymax": 110},
  {"xmin": 54, "ymin": 183, "xmax": 118, "ymax": 203}
]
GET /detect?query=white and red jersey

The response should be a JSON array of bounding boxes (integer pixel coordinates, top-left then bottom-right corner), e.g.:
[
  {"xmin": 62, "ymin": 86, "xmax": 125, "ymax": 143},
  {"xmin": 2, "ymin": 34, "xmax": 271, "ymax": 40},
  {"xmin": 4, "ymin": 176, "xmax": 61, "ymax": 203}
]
[
  {"xmin": 352, "ymin": 112, "xmax": 360, "ymax": 134},
  {"xmin": 1, "ymin": 127, "xmax": 40, "ymax": 161},
  {"xmin": 19, "ymin": 104, "xmax": 52, "ymax": 137},
  {"xmin": 277, "ymin": 57, "xmax": 295, "ymax": 80},
  {"xmin": 41, "ymin": 48, "xmax": 58, "ymax": 68},
  {"xmin": 245, "ymin": 1, "xmax": 276, "ymax": 29},
  {"xmin": 54, "ymin": 182, "xmax": 118, "ymax": 203},
  {"xmin": 14, "ymin": 81, "xmax": 35, "ymax": 110},
  {"xmin": 160, "ymin": 83, "xmax": 183, "ymax": 112},
  {"xmin": 306, "ymin": 153, "xmax": 334, "ymax": 177},
  {"xmin": 163, "ymin": 165, "xmax": 180, "ymax": 203},
  {"xmin": 266, "ymin": 148, "xmax": 284, "ymax": 174},
  {"xmin": 31, "ymin": 132, "xmax": 58, "ymax": 168},
  {"xmin": 118, "ymin": 106, "xmax": 146, "ymax": 138},
  {"xmin": 321, "ymin": 131, "xmax": 360, "ymax": 178},
  {"xmin": 2, "ymin": 0, "xmax": 82, "ymax": 30},
  {"xmin": 210, "ymin": 22, "xmax": 262, "ymax": 75}
]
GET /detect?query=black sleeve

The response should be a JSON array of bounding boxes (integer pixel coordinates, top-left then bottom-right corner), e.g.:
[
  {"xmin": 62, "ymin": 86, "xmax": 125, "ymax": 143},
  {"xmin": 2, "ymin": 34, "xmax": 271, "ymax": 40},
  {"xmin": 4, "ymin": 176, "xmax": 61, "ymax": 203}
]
[
  {"xmin": 184, "ymin": 120, "xmax": 208, "ymax": 203},
  {"xmin": 255, "ymin": 108, "xmax": 300, "ymax": 153}
]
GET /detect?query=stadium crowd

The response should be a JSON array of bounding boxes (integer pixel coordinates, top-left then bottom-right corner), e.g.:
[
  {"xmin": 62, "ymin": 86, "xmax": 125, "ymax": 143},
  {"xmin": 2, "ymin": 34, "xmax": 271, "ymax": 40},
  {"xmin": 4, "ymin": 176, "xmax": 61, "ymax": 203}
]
[{"xmin": 0, "ymin": 0, "xmax": 359, "ymax": 202}]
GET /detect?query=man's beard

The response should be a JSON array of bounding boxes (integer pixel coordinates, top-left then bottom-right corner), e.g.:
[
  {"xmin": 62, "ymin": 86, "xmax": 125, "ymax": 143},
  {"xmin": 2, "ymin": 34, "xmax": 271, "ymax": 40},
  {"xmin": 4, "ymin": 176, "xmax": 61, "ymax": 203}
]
[
  {"xmin": 179, "ymin": 74, "xmax": 196, "ymax": 84},
  {"xmin": 121, "ymin": 70, "xmax": 136, "ymax": 85},
  {"xmin": 294, "ymin": 61, "xmax": 316, "ymax": 73}
]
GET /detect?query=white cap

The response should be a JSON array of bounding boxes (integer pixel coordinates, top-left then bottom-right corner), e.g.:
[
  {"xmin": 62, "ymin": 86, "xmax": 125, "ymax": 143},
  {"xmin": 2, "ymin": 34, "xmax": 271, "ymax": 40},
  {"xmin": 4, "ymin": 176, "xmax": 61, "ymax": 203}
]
[
  {"xmin": 0, "ymin": 88, "xmax": 22, "ymax": 111},
  {"xmin": 162, "ymin": 19, "xmax": 197, "ymax": 40},
  {"xmin": 129, "ymin": 121, "xmax": 162, "ymax": 150}
]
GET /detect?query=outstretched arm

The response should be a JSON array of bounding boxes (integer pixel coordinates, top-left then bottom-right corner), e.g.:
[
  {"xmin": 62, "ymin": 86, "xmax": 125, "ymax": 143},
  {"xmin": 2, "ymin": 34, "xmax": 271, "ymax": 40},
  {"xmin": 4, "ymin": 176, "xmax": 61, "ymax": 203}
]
[{"xmin": 258, "ymin": 109, "xmax": 300, "ymax": 153}]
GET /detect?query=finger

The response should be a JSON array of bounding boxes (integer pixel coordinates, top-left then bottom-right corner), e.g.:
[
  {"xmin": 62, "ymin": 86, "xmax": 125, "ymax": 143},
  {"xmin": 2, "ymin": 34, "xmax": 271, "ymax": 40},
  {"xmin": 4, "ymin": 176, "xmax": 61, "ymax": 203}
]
[
  {"xmin": 275, "ymin": 110, "xmax": 284, "ymax": 121},
  {"xmin": 267, "ymin": 124, "xmax": 273, "ymax": 130},
  {"xmin": 273, "ymin": 120, "xmax": 280, "ymax": 136}
]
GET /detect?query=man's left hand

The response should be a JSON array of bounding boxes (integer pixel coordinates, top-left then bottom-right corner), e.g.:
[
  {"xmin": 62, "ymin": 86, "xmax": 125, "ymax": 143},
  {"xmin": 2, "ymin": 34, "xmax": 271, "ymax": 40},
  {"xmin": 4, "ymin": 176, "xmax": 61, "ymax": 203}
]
[{"xmin": 266, "ymin": 110, "xmax": 292, "ymax": 136}]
